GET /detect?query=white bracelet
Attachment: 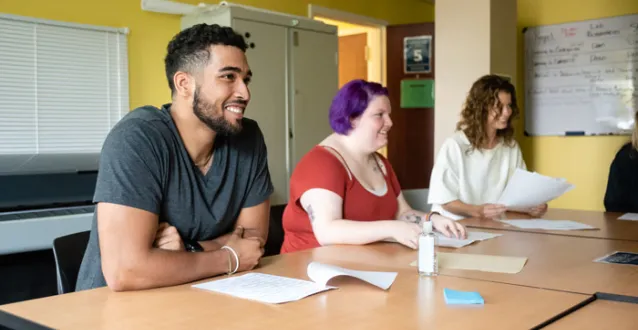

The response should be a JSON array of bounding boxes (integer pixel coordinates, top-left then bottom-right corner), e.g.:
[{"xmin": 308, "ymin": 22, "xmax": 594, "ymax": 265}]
[{"xmin": 221, "ymin": 245, "xmax": 239, "ymax": 274}]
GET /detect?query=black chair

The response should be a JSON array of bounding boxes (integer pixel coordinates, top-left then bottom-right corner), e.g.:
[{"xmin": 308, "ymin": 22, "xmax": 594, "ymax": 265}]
[
  {"xmin": 264, "ymin": 204, "xmax": 286, "ymax": 257},
  {"xmin": 52, "ymin": 231, "xmax": 90, "ymax": 294}
]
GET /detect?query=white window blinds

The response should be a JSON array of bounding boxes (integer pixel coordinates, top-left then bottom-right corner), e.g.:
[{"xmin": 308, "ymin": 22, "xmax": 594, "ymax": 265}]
[{"xmin": 0, "ymin": 14, "xmax": 129, "ymax": 156}]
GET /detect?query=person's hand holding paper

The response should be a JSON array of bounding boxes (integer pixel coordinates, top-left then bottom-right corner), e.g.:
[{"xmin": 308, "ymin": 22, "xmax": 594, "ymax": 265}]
[
  {"xmin": 522, "ymin": 203, "xmax": 548, "ymax": 217},
  {"xmin": 497, "ymin": 169, "xmax": 574, "ymax": 212},
  {"xmin": 475, "ymin": 203, "xmax": 507, "ymax": 218}
]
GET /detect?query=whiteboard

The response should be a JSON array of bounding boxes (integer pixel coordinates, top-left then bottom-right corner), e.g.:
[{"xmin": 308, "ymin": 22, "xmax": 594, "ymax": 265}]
[{"xmin": 523, "ymin": 14, "xmax": 638, "ymax": 136}]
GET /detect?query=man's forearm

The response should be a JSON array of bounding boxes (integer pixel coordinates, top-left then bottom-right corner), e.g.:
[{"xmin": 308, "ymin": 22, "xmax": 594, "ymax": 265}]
[
  {"xmin": 199, "ymin": 228, "xmax": 266, "ymax": 252},
  {"xmin": 103, "ymin": 249, "xmax": 231, "ymax": 291},
  {"xmin": 199, "ymin": 234, "xmax": 231, "ymax": 252}
]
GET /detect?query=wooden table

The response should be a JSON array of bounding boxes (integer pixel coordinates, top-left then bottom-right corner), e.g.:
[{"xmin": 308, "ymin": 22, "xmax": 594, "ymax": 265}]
[
  {"xmin": 308, "ymin": 231, "xmax": 638, "ymax": 297},
  {"xmin": 459, "ymin": 208, "xmax": 638, "ymax": 241},
  {"xmin": 546, "ymin": 299, "xmax": 638, "ymax": 329},
  {"xmin": 0, "ymin": 248, "xmax": 592, "ymax": 330}
]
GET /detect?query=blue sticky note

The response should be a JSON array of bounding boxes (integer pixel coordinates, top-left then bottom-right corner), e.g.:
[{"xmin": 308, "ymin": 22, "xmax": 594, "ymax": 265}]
[{"xmin": 443, "ymin": 288, "xmax": 485, "ymax": 305}]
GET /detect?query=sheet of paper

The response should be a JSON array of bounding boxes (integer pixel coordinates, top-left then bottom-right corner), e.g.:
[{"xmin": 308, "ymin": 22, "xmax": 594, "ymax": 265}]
[
  {"xmin": 497, "ymin": 169, "xmax": 574, "ymax": 209},
  {"xmin": 618, "ymin": 213, "xmax": 638, "ymax": 221},
  {"xmin": 594, "ymin": 251, "xmax": 638, "ymax": 265},
  {"xmin": 192, "ymin": 272, "xmax": 334, "ymax": 304},
  {"xmin": 307, "ymin": 262, "xmax": 397, "ymax": 290},
  {"xmin": 500, "ymin": 219, "xmax": 597, "ymax": 230},
  {"xmin": 435, "ymin": 231, "xmax": 503, "ymax": 248},
  {"xmin": 410, "ymin": 252, "xmax": 527, "ymax": 274}
]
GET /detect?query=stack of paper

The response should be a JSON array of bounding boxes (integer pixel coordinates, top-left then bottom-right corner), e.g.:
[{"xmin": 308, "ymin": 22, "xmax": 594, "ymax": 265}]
[
  {"xmin": 497, "ymin": 169, "xmax": 574, "ymax": 209},
  {"xmin": 192, "ymin": 262, "xmax": 398, "ymax": 304},
  {"xmin": 500, "ymin": 219, "xmax": 597, "ymax": 230},
  {"xmin": 435, "ymin": 231, "xmax": 502, "ymax": 248}
]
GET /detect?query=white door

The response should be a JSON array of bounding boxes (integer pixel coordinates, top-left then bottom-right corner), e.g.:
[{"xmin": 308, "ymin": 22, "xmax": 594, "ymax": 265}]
[
  {"xmin": 289, "ymin": 28, "xmax": 338, "ymax": 172},
  {"xmin": 232, "ymin": 19, "xmax": 289, "ymax": 205}
]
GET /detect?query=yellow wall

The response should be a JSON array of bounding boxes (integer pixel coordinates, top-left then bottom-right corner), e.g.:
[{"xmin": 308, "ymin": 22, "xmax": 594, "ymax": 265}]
[
  {"xmin": 0, "ymin": 0, "xmax": 433, "ymax": 110},
  {"xmin": 515, "ymin": 0, "xmax": 638, "ymax": 211}
]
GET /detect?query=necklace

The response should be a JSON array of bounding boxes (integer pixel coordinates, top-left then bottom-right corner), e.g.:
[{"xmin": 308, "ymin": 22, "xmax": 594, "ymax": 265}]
[{"xmin": 349, "ymin": 153, "xmax": 381, "ymax": 173}]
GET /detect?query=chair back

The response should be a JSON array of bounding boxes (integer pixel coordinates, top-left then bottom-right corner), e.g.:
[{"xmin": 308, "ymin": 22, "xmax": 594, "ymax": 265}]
[
  {"xmin": 402, "ymin": 189, "xmax": 431, "ymax": 213},
  {"xmin": 52, "ymin": 230, "xmax": 90, "ymax": 294},
  {"xmin": 264, "ymin": 204, "xmax": 286, "ymax": 257}
]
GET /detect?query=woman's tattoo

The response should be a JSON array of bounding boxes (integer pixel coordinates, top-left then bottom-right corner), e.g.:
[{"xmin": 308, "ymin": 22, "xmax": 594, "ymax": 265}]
[
  {"xmin": 306, "ymin": 204, "xmax": 315, "ymax": 222},
  {"xmin": 401, "ymin": 212, "xmax": 421, "ymax": 223}
]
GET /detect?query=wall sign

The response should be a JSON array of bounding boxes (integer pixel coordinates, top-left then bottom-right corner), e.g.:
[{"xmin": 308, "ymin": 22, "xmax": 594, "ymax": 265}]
[{"xmin": 403, "ymin": 35, "xmax": 432, "ymax": 74}]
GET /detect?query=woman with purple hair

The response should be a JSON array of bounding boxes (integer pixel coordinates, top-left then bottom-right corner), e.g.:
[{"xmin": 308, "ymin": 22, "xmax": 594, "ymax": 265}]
[{"xmin": 280, "ymin": 79, "xmax": 466, "ymax": 254}]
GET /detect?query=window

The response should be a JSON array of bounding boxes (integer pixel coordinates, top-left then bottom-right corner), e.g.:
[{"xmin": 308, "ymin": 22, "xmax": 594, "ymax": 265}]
[{"xmin": 0, "ymin": 14, "xmax": 129, "ymax": 157}]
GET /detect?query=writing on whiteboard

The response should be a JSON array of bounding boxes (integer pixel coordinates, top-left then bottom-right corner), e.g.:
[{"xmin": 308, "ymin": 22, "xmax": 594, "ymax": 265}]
[
  {"xmin": 587, "ymin": 21, "xmax": 621, "ymax": 37},
  {"xmin": 531, "ymin": 86, "xmax": 637, "ymax": 98},
  {"xmin": 524, "ymin": 14, "xmax": 638, "ymax": 136},
  {"xmin": 587, "ymin": 29, "xmax": 621, "ymax": 37}
]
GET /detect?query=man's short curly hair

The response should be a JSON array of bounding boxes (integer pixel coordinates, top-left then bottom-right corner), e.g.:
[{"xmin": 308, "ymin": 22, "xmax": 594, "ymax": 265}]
[{"xmin": 164, "ymin": 23, "xmax": 248, "ymax": 95}]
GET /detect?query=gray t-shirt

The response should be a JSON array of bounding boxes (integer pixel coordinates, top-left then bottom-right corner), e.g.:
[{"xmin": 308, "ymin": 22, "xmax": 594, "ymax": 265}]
[{"xmin": 75, "ymin": 104, "xmax": 273, "ymax": 291}]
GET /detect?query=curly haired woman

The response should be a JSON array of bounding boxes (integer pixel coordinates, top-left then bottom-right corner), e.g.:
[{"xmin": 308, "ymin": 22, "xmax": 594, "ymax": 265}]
[{"xmin": 428, "ymin": 75, "xmax": 547, "ymax": 220}]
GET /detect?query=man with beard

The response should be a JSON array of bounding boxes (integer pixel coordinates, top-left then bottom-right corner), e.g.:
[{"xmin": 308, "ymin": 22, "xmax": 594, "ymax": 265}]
[{"xmin": 75, "ymin": 24, "xmax": 273, "ymax": 291}]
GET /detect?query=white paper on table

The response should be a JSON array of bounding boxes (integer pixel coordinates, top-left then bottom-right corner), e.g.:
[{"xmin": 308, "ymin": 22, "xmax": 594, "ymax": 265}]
[
  {"xmin": 618, "ymin": 213, "xmax": 638, "ymax": 221},
  {"xmin": 192, "ymin": 262, "xmax": 398, "ymax": 304},
  {"xmin": 497, "ymin": 169, "xmax": 574, "ymax": 209},
  {"xmin": 192, "ymin": 272, "xmax": 334, "ymax": 304},
  {"xmin": 500, "ymin": 219, "xmax": 597, "ymax": 230},
  {"xmin": 307, "ymin": 262, "xmax": 397, "ymax": 290},
  {"xmin": 435, "ymin": 231, "xmax": 503, "ymax": 248}
]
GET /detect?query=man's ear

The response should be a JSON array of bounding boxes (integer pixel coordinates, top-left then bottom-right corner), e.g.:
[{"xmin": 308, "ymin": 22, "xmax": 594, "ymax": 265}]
[{"xmin": 173, "ymin": 71, "xmax": 195, "ymax": 98}]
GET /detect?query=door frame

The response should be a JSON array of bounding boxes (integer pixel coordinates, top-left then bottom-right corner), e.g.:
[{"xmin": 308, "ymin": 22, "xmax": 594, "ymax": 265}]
[{"xmin": 307, "ymin": 4, "xmax": 387, "ymax": 87}]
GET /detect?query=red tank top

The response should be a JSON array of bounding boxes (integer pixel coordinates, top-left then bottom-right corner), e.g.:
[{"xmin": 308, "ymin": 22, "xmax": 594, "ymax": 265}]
[{"xmin": 280, "ymin": 146, "xmax": 402, "ymax": 254}]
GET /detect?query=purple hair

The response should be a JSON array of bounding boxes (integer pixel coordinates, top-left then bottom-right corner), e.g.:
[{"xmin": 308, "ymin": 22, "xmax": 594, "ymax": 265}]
[{"xmin": 329, "ymin": 79, "xmax": 389, "ymax": 135}]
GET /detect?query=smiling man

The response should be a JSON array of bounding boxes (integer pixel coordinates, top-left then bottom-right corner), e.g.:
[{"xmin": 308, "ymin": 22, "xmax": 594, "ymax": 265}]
[{"xmin": 75, "ymin": 24, "xmax": 273, "ymax": 292}]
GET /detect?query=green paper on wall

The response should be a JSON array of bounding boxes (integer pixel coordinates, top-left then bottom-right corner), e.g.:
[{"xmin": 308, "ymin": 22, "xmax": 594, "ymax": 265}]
[{"xmin": 401, "ymin": 79, "xmax": 434, "ymax": 108}]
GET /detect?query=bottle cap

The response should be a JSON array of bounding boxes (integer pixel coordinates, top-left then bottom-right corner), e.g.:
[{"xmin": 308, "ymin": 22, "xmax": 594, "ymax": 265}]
[{"xmin": 423, "ymin": 220, "xmax": 433, "ymax": 233}]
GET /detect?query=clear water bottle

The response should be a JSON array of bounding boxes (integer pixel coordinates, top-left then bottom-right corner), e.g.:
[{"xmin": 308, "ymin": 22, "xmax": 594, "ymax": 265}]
[{"xmin": 418, "ymin": 220, "xmax": 438, "ymax": 276}]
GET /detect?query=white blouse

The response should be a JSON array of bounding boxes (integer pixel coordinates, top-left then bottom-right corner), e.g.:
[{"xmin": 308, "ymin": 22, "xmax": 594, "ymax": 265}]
[{"xmin": 428, "ymin": 131, "xmax": 526, "ymax": 220}]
